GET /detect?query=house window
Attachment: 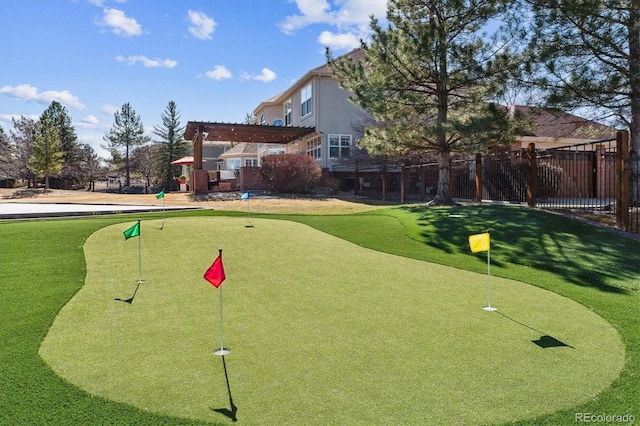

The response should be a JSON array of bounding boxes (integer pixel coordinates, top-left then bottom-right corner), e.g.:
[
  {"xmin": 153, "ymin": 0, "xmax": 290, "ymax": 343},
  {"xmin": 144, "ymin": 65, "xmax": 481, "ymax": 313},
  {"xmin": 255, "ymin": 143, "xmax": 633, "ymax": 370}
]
[
  {"xmin": 284, "ymin": 100, "xmax": 292, "ymax": 126},
  {"xmin": 329, "ymin": 134, "xmax": 352, "ymax": 158},
  {"xmin": 227, "ymin": 159, "xmax": 240, "ymax": 170},
  {"xmin": 306, "ymin": 136, "xmax": 322, "ymax": 159},
  {"xmin": 268, "ymin": 147, "xmax": 286, "ymax": 155},
  {"xmin": 272, "ymin": 119, "xmax": 283, "ymax": 126},
  {"xmin": 244, "ymin": 158, "xmax": 258, "ymax": 167},
  {"xmin": 260, "ymin": 114, "xmax": 266, "ymax": 125},
  {"xmin": 301, "ymin": 84, "xmax": 312, "ymax": 117}
]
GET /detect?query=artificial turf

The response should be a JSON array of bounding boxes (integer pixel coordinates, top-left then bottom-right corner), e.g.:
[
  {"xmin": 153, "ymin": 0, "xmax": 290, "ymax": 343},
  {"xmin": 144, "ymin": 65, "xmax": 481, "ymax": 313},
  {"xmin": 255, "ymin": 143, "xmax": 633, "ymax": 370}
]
[{"xmin": 1, "ymin": 205, "xmax": 638, "ymax": 425}]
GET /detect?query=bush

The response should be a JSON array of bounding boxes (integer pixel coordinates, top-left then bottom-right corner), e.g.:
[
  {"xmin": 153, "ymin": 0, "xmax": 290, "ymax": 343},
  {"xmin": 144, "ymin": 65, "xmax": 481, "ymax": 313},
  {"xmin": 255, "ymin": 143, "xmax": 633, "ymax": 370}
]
[{"xmin": 260, "ymin": 153, "xmax": 321, "ymax": 193}]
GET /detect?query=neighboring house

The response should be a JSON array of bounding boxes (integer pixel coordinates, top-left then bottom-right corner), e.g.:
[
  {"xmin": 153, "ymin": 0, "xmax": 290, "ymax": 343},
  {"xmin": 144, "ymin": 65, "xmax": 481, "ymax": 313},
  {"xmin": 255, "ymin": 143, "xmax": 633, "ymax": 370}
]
[
  {"xmin": 509, "ymin": 106, "xmax": 616, "ymax": 150},
  {"xmin": 219, "ymin": 142, "xmax": 259, "ymax": 170}
]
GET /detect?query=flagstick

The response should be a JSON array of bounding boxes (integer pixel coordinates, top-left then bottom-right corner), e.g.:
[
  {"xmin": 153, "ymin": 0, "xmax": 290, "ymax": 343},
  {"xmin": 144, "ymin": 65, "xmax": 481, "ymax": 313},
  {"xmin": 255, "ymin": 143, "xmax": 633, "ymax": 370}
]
[
  {"xmin": 136, "ymin": 220, "xmax": 144, "ymax": 284},
  {"xmin": 215, "ymin": 287, "xmax": 229, "ymax": 356},
  {"xmin": 483, "ymin": 249, "xmax": 496, "ymax": 311},
  {"xmin": 215, "ymin": 249, "xmax": 230, "ymax": 356},
  {"xmin": 161, "ymin": 195, "xmax": 165, "ymax": 229}
]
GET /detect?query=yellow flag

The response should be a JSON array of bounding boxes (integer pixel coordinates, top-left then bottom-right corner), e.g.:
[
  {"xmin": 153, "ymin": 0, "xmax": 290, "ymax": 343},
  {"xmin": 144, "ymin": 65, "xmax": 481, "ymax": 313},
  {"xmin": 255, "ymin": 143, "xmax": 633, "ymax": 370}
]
[{"xmin": 469, "ymin": 232, "xmax": 490, "ymax": 253}]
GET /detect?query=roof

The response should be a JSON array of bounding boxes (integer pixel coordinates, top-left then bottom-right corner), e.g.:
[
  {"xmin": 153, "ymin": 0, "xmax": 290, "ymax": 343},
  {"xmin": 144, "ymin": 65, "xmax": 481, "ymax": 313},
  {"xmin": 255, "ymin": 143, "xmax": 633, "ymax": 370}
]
[
  {"xmin": 184, "ymin": 121, "xmax": 316, "ymax": 144},
  {"xmin": 219, "ymin": 142, "xmax": 258, "ymax": 159},
  {"xmin": 513, "ymin": 106, "xmax": 616, "ymax": 140}
]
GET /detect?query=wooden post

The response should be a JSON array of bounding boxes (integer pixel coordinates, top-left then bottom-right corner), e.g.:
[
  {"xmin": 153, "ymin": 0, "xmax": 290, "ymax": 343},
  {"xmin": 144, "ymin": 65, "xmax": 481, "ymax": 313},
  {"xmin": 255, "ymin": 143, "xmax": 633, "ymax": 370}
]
[
  {"xmin": 400, "ymin": 162, "xmax": 406, "ymax": 204},
  {"xmin": 194, "ymin": 126, "xmax": 204, "ymax": 171},
  {"xmin": 616, "ymin": 130, "xmax": 630, "ymax": 231},
  {"xmin": 382, "ymin": 162, "xmax": 387, "ymax": 201},
  {"xmin": 526, "ymin": 143, "xmax": 537, "ymax": 207},
  {"xmin": 475, "ymin": 153, "xmax": 482, "ymax": 203}
]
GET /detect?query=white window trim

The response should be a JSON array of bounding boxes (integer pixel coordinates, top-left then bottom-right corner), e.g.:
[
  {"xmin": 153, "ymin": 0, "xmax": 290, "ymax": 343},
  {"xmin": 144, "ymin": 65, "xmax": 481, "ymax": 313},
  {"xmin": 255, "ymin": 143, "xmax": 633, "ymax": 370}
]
[
  {"xmin": 328, "ymin": 134, "xmax": 352, "ymax": 159},
  {"xmin": 301, "ymin": 84, "xmax": 312, "ymax": 117}
]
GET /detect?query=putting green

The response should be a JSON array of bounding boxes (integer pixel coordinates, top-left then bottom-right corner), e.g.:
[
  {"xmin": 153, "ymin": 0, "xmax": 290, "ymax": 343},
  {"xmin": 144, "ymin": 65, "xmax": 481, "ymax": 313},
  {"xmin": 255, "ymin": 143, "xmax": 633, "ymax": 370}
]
[{"xmin": 40, "ymin": 217, "xmax": 624, "ymax": 425}]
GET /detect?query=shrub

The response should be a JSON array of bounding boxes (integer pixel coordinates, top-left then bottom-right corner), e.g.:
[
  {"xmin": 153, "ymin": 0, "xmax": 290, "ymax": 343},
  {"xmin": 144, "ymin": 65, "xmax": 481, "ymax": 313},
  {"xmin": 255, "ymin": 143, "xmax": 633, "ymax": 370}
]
[{"xmin": 260, "ymin": 153, "xmax": 321, "ymax": 193}]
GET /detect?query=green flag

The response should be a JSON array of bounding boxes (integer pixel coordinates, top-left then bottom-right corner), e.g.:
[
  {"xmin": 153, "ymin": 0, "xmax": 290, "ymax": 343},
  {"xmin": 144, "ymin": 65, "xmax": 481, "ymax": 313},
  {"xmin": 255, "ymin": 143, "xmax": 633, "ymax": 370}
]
[
  {"xmin": 156, "ymin": 190, "xmax": 165, "ymax": 199},
  {"xmin": 124, "ymin": 222, "xmax": 140, "ymax": 240}
]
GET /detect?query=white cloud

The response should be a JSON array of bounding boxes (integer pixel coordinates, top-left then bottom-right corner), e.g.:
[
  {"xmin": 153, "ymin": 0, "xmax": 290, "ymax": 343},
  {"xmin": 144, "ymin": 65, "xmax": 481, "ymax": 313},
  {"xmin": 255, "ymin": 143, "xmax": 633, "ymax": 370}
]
[
  {"xmin": 98, "ymin": 8, "xmax": 142, "ymax": 37},
  {"xmin": 204, "ymin": 65, "xmax": 232, "ymax": 80},
  {"xmin": 76, "ymin": 115, "xmax": 105, "ymax": 130},
  {"xmin": 253, "ymin": 68, "xmax": 277, "ymax": 83},
  {"xmin": 82, "ymin": 115, "xmax": 99, "ymax": 125},
  {"xmin": 115, "ymin": 55, "xmax": 177, "ymax": 68},
  {"xmin": 0, "ymin": 84, "xmax": 85, "ymax": 110},
  {"xmin": 240, "ymin": 68, "xmax": 277, "ymax": 83},
  {"xmin": 101, "ymin": 104, "xmax": 119, "ymax": 115},
  {"xmin": 279, "ymin": 0, "xmax": 387, "ymax": 51},
  {"xmin": 318, "ymin": 30, "xmax": 360, "ymax": 50},
  {"xmin": 187, "ymin": 10, "xmax": 216, "ymax": 40},
  {"xmin": 0, "ymin": 113, "xmax": 40, "ymax": 124}
]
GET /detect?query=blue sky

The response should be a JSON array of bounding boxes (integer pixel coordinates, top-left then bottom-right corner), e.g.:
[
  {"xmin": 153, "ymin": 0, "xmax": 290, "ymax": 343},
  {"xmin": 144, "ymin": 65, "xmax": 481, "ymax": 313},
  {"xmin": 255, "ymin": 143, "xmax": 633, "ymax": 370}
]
[{"xmin": 0, "ymin": 0, "xmax": 387, "ymax": 158}]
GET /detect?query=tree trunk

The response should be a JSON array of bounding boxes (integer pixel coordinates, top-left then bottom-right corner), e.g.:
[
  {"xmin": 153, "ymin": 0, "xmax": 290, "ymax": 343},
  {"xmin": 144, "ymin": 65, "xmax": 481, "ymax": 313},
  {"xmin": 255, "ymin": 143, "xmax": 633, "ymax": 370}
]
[{"xmin": 433, "ymin": 150, "xmax": 454, "ymax": 205}]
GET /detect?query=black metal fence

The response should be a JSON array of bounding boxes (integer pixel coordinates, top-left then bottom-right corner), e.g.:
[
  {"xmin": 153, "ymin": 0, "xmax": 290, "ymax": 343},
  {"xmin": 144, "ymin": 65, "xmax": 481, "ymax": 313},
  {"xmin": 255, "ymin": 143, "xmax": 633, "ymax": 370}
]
[{"xmin": 333, "ymin": 131, "xmax": 637, "ymax": 234}]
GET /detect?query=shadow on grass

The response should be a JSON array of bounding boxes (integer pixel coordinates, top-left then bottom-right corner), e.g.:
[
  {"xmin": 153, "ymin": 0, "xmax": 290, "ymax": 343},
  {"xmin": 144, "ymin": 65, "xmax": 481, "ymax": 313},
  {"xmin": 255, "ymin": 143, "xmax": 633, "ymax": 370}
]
[
  {"xmin": 1, "ymin": 188, "xmax": 51, "ymax": 199},
  {"xmin": 114, "ymin": 282, "xmax": 141, "ymax": 304},
  {"xmin": 211, "ymin": 355, "xmax": 238, "ymax": 422},
  {"xmin": 396, "ymin": 204, "xmax": 637, "ymax": 294},
  {"xmin": 496, "ymin": 311, "xmax": 575, "ymax": 349}
]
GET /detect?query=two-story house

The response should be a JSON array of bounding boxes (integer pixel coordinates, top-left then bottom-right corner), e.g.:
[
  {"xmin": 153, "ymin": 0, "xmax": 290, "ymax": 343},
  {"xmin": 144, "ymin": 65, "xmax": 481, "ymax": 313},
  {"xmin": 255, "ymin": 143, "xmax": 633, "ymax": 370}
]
[{"xmin": 184, "ymin": 49, "xmax": 366, "ymax": 192}]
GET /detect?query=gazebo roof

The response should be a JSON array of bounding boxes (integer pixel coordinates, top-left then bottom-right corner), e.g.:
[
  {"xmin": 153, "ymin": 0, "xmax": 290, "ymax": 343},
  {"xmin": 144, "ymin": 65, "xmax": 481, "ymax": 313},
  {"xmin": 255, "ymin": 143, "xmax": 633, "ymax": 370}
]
[{"xmin": 184, "ymin": 121, "xmax": 316, "ymax": 144}]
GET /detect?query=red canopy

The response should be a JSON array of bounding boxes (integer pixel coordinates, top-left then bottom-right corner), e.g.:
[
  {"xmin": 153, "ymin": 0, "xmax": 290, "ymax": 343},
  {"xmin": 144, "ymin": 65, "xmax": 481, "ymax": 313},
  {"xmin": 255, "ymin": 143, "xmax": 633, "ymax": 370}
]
[{"xmin": 170, "ymin": 156, "xmax": 207, "ymax": 165}]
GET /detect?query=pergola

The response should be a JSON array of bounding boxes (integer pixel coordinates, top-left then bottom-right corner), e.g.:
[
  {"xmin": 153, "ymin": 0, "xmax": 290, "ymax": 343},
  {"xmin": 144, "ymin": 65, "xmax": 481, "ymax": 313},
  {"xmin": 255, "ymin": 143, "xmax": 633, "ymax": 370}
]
[{"xmin": 184, "ymin": 121, "xmax": 316, "ymax": 192}]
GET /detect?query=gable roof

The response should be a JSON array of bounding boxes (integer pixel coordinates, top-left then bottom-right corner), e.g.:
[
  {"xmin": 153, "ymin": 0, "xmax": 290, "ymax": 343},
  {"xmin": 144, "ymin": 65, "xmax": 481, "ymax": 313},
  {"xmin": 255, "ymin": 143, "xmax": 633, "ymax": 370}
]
[
  {"xmin": 513, "ymin": 106, "xmax": 616, "ymax": 140},
  {"xmin": 219, "ymin": 142, "xmax": 258, "ymax": 159}
]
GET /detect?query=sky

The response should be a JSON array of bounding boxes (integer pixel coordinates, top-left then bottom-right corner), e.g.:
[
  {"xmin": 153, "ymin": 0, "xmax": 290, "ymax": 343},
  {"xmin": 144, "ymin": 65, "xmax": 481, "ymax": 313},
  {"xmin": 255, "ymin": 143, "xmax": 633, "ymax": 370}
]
[{"xmin": 0, "ymin": 0, "xmax": 388, "ymax": 158}]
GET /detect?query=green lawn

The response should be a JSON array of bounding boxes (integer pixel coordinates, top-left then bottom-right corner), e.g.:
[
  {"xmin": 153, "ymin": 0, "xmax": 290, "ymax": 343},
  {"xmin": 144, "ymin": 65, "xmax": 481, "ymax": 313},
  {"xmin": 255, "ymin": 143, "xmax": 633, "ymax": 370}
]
[{"xmin": 1, "ymin": 205, "xmax": 638, "ymax": 425}]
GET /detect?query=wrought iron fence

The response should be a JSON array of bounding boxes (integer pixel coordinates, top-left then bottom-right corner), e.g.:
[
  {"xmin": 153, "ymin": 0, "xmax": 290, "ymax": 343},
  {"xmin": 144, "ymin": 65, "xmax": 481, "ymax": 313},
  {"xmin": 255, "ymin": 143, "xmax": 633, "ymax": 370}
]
[{"xmin": 532, "ymin": 138, "xmax": 617, "ymax": 211}]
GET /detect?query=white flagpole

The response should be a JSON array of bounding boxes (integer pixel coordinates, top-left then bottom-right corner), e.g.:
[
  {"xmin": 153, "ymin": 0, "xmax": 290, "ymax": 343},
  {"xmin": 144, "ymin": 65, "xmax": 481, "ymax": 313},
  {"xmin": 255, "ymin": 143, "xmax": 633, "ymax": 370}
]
[
  {"xmin": 215, "ymin": 249, "xmax": 230, "ymax": 356},
  {"xmin": 215, "ymin": 288, "xmax": 230, "ymax": 355},
  {"xmin": 483, "ymin": 248, "xmax": 496, "ymax": 311},
  {"xmin": 137, "ymin": 220, "xmax": 144, "ymax": 284}
]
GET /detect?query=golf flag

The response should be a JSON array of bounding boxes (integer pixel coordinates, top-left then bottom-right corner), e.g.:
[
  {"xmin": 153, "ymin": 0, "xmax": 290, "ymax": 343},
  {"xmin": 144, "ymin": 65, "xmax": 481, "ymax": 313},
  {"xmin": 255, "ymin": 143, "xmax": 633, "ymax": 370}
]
[
  {"xmin": 123, "ymin": 222, "xmax": 140, "ymax": 240},
  {"xmin": 469, "ymin": 232, "xmax": 490, "ymax": 253},
  {"xmin": 240, "ymin": 192, "xmax": 250, "ymax": 200},
  {"xmin": 204, "ymin": 253, "xmax": 226, "ymax": 288},
  {"xmin": 156, "ymin": 189, "xmax": 165, "ymax": 199}
]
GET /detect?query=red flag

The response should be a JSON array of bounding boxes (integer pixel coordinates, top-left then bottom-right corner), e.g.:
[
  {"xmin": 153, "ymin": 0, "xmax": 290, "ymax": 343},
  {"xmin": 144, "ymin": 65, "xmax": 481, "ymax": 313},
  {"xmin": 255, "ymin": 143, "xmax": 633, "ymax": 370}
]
[{"xmin": 204, "ymin": 254, "xmax": 226, "ymax": 288}]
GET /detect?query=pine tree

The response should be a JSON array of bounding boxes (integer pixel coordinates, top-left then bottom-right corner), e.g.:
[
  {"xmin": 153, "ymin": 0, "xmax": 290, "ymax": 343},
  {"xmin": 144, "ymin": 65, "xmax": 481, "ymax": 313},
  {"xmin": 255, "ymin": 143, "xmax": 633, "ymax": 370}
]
[
  {"xmin": 40, "ymin": 101, "xmax": 79, "ymax": 186},
  {"xmin": 29, "ymin": 114, "xmax": 64, "ymax": 189},
  {"xmin": 152, "ymin": 101, "xmax": 188, "ymax": 191},
  {"xmin": 10, "ymin": 116, "xmax": 36, "ymax": 187},
  {"xmin": 103, "ymin": 102, "xmax": 150, "ymax": 186},
  {"xmin": 0, "ymin": 126, "xmax": 14, "ymax": 179},
  {"xmin": 523, "ymin": 0, "xmax": 639, "ymax": 152},
  {"xmin": 328, "ymin": 0, "xmax": 521, "ymax": 204}
]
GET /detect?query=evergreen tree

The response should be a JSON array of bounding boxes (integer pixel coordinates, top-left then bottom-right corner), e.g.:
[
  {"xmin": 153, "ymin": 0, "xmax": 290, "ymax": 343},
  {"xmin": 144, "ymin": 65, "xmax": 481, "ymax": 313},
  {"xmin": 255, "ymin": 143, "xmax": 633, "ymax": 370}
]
[
  {"xmin": 0, "ymin": 126, "xmax": 14, "ymax": 179},
  {"xmin": 10, "ymin": 116, "xmax": 36, "ymax": 187},
  {"xmin": 29, "ymin": 114, "xmax": 64, "ymax": 189},
  {"xmin": 40, "ymin": 101, "xmax": 79, "ymax": 185},
  {"xmin": 103, "ymin": 102, "xmax": 150, "ymax": 186},
  {"xmin": 77, "ymin": 143, "xmax": 102, "ymax": 191},
  {"xmin": 152, "ymin": 101, "xmax": 188, "ymax": 191},
  {"xmin": 328, "ymin": 0, "xmax": 522, "ymax": 204},
  {"xmin": 522, "ymin": 0, "xmax": 639, "ymax": 152}
]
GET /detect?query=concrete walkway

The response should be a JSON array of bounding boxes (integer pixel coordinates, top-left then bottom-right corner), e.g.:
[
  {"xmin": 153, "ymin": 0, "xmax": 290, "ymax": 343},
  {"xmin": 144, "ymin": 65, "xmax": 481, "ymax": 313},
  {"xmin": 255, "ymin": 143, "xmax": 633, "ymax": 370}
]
[{"xmin": 0, "ymin": 202, "xmax": 199, "ymax": 220}]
